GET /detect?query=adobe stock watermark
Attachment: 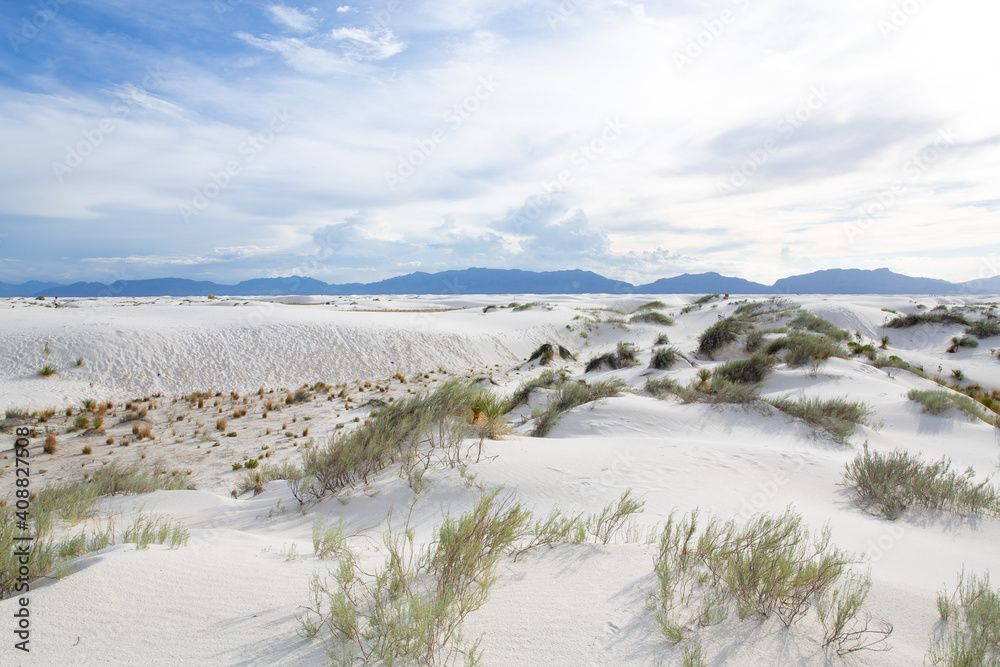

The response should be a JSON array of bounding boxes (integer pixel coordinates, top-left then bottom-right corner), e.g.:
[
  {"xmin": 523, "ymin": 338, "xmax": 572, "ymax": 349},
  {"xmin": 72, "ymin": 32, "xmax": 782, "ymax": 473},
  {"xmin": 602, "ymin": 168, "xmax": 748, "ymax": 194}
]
[
  {"xmin": 504, "ymin": 116, "xmax": 628, "ymax": 236},
  {"xmin": 673, "ymin": 0, "xmax": 753, "ymax": 73},
  {"xmin": 546, "ymin": 0, "xmax": 580, "ymax": 28},
  {"xmin": 843, "ymin": 127, "xmax": 958, "ymax": 244},
  {"xmin": 736, "ymin": 468, "xmax": 789, "ymax": 521},
  {"xmin": 179, "ymin": 108, "xmax": 292, "ymax": 223},
  {"xmin": 717, "ymin": 85, "xmax": 832, "ymax": 199},
  {"xmin": 877, "ymin": 0, "xmax": 930, "ymax": 39},
  {"xmin": 384, "ymin": 75, "xmax": 499, "ymax": 192},
  {"xmin": 51, "ymin": 65, "xmax": 168, "ymax": 183},
  {"xmin": 7, "ymin": 0, "xmax": 71, "ymax": 53},
  {"xmin": 864, "ymin": 523, "xmax": 905, "ymax": 564}
]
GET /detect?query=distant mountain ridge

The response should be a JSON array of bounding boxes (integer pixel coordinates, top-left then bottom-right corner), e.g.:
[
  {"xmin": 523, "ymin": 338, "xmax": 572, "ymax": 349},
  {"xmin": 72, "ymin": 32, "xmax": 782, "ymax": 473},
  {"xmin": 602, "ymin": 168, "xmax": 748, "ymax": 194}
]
[{"xmin": 2, "ymin": 267, "xmax": 997, "ymax": 297}]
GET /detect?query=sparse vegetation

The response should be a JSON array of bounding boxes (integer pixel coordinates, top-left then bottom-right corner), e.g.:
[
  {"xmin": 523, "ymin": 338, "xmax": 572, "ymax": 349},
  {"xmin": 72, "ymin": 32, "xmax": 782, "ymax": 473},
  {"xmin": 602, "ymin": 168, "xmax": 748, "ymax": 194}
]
[
  {"xmin": 649, "ymin": 346, "xmax": 681, "ymax": 370},
  {"xmin": 585, "ymin": 342, "xmax": 639, "ymax": 372},
  {"xmin": 928, "ymin": 569, "xmax": 1000, "ymax": 666},
  {"xmin": 650, "ymin": 508, "xmax": 890, "ymax": 654},
  {"xmin": 630, "ymin": 311, "xmax": 675, "ymax": 326},
  {"xmin": 966, "ymin": 318, "xmax": 1000, "ymax": 339},
  {"xmin": 696, "ymin": 317, "xmax": 744, "ymax": 359},
  {"xmin": 771, "ymin": 332, "xmax": 846, "ymax": 368},
  {"xmin": 947, "ymin": 336, "xmax": 978, "ymax": 353},
  {"xmin": 527, "ymin": 343, "xmax": 575, "ymax": 366},
  {"xmin": 634, "ymin": 300, "xmax": 666, "ymax": 311},
  {"xmin": 843, "ymin": 445, "xmax": 1000, "ymax": 520},
  {"xmin": 768, "ymin": 396, "xmax": 872, "ymax": 444},
  {"xmin": 885, "ymin": 311, "xmax": 970, "ymax": 328},
  {"xmin": 653, "ymin": 333, "xmax": 670, "ymax": 346},
  {"xmin": 38, "ymin": 364, "xmax": 56, "ymax": 377},
  {"xmin": 789, "ymin": 310, "xmax": 849, "ymax": 340},
  {"xmin": 712, "ymin": 351, "xmax": 775, "ymax": 385},
  {"xmin": 908, "ymin": 389, "xmax": 990, "ymax": 423},
  {"xmin": 531, "ymin": 378, "xmax": 625, "ymax": 437},
  {"xmin": 507, "ymin": 369, "xmax": 567, "ymax": 408}
]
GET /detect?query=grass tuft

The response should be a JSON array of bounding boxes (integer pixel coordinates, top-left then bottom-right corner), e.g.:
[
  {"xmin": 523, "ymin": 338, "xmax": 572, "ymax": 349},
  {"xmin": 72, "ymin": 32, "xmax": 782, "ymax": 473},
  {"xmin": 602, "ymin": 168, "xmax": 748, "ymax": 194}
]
[
  {"xmin": 585, "ymin": 342, "xmax": 639, "ymax": 372},
  {"xmin": 768, "ymin": 396, "xmax": 872, "ymax": 445},
  {"xmin": 630, "ymin": 311, "xmax": 675, "ymax": 326}
]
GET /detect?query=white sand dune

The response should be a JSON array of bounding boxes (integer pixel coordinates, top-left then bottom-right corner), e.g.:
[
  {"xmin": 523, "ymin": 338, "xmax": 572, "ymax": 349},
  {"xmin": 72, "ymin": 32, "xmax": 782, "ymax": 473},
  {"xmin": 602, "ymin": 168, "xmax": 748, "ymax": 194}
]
[{"xmin": 1, "ymin": 293, "xmax": 998, "ymax": 666}]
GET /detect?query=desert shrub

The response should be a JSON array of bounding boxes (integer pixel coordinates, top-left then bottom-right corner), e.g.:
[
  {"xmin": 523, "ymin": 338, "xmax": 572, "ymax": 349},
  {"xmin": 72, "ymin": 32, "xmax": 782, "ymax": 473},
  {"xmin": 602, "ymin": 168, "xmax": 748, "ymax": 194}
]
[
  {"xmin": 507, "ymin": 369, "xmax": 567, "ymax": 408},
  {"xmin": 37, "ymin": 364, "xmax": 56, "ymax": 377},
  {"xmin": 82, "ymin": 445, "xmax": 92, "ymax": 455},
  {"xmin": 513, "ymin": 301, "xmax": 544, "ymax": 311},
  {"xmin": 630, "ymin": 311, "xmax": 675, "ymax": 326},
  {"xmin": 908, "ymin": 389, "xmax": 989, "ymax": 422},
  {"xmin": 216, "ymin": 417, "xmax": 228, "ymax": 432},
  {"xmin": 744, "ymin": 330, "xmax": 765, "ymax": 353},
  {"xmin": 947, "ymin": 336, "xmax": 978, "ymax": 353},
  {"xmin": 300, "ymin": 380, "xmax": 481, "ymax": 499},
  {"xmin": 928, "ymin": 570, "xmax": 1000, "ymax": 666},
  {"xmin": 585, "ymin": 342, "xmax": 639, "ymax": 372},
  {"xmin": 789, "ymin": 310, "xmax": 849, "ymax": 340},
  {"xmin": 649, "ymin": 346, "xmax": 680, "ymax": 370},
  {"xmin": 527, "ymin": 343, "xmax": 575, "ymax": 365},
  {"xmin": 885, "ymin": 311, "xmax": 970, "ymax": 328},
  {"xmin": 131, "ymin": 422, "xmax": 153, "ymax": 440},
  {"xmin": 292, "ymin": 388, "xmax": 311, "ymax": 403},
  {"xmin": 699, "ymin": 378, "xmax": 762, "ymax": 404},
  {"xmin": 635, "ymin": 300, "xmax": 666, "ymax": 311},
  {"xmin": 872, "ymin": 355, "xmax": 927, "ymax": 378},
  {"xmin": 697, "ymin": 317, "xmax": 744, "ymax": 358},
  {"xmin": 645, "ymin": 377, "xmax": 680, "ymax": 399},
  {"xmin": 312, "ymin": 518, "xmax": 352, "ymax": 560},
  {"xmin": 847, "ymin": 341, "xmax": 878, "ymax": 360},
  {"xmin": 531, "ymin": 378, "xmax": 625, "ymax": 437},
  {"xmin": 966, "ymin": 318, "xmax": 1000, "ymax": 339},
  {"xmin": 300, "ymin": 490, "xmax": 530, "ymax": 665},
  {"xmin": 780, "ymin": 333, "xmax": 847, "ymax": 368},
  {"xmin": 470, "ymin": 392, "xmax": 510, "ymax": 440},
  {"xmin": 694, "ymin": 294, "xmax": 720, "ymax": 305},
  {"xmin": 768, "ymin": 396, "xmax": 872, "ymax": 444},
  {"xmin": 43, "ymin": 432, "xmax": 57, "ymax": 454},
  {"xmin": 843, "ymin": 446, "xmax": 1000, "ymax": 520},
  {"xmin": 653, "ymin": 333, "xmax": 670, "ymax": 346},
  {"xmin": 587, "ymin": 489, "xmax": 644, "ymax": 544},
  {"xmin": 713, "ymin": 352, "xmax": 775, "ymax": 385},
  {"xmin": 650, "ymin": 508, "xmax": 887, "ymax": 651}
]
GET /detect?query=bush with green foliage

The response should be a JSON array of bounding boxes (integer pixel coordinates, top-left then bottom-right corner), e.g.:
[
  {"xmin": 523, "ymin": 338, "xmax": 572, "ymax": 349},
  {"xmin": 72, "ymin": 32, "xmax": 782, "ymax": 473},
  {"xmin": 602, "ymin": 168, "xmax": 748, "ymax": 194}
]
[
  {"xmin": 712, "ymin": 351, "xmax": 775, "ymax": 385},
  {"xmin": 928, "ymin": 569, "xmax": 1000, "ymax": 666},
  {"xmin": 697, "ymin": 317, "xmax": 745, "ymax": 358},
  {"xmin": 649, "ymin": 346, "xmax": 681, "ymax": 370},
  {"xmin": 789, "ymin": 310, "xmax": 849, "ymax": 340},
  {"xmin": 630, "ymin": 311, "xmax": 675, "ymax": 326},
  {"xmin": 585, "ymin": 342, "xmax": 639, "ymax": 372},
  {"xmin": 843, "ymin": 445, "xmax": 1000, "ymax": 520},
  {"xmin": 634, "ymin": 300, "xmax": 666, "ymax": 311},
  {"xmin": 966, "ymin": 318, "xmax": 1000, "ymax": 339},
  {"xmin": 531, "ymin": 379, "xmax": 625, "ymax": 437},
  {"xmin": 774, "ymin": 333, "xmax": 847, "ymax": 368},
  {"xmin": 653, "ymin": 333, "xmax": 670, "ymax": 346},
  {"xmin": 885, "ymin": 311, "xmax": 970, "ymax": 328},
  {"xmin": 908, "ymin": 388, "xmax": 990, "ymax": 423},
  {"xmin": 650, "ymin": 508, "xmax": 889, "ymax": 654},
  {"xmin": 768, "ymin": 396, "xmax": 872, "ymax": 444},
  {"xmin": 947, "ymin": 336, "xmax": 978, "ymax": 353},
  {"xmin": 507, "ymin": 369, "xmax": 567, "ymax": 408}
]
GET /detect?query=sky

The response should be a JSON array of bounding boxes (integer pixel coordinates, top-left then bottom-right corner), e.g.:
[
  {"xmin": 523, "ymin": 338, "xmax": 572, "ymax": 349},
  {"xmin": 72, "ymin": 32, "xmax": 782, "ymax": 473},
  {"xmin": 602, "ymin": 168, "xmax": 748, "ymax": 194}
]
[{"xmin": 0, "ymin": 0, "xmax": 998, "ymax": 286}]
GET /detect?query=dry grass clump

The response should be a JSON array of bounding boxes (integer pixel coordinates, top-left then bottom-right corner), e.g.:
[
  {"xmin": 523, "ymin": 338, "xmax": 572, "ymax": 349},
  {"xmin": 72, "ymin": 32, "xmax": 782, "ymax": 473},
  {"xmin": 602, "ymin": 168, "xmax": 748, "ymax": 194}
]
[
  {"xmin": 44, "ymin": 432, "xmax": 57, "ymax": 454},
  {"xmin": 650, "ymin": 508, "xmax": 890, "ymax": 655},
  {"xmin": 216, "ymin": 417, "xmax": 228, "ymax": 432},
  {"xmin": 585, "ymin": 342, "xmax": 639, "ymax": 372},
  {"xmin": 131, "ymin": 423, "xmax": 153, "ymax": 440},
  {"xmin": 768, "ymin": 396, "xmax": 872, "ymax": 445},
  {"xmin": 843, "ymin": 445, "xmax": 1000, "ymax": 520},
  {"xmin": 82, "ymin": 444, "xmax": 92, "ymax": 455}
]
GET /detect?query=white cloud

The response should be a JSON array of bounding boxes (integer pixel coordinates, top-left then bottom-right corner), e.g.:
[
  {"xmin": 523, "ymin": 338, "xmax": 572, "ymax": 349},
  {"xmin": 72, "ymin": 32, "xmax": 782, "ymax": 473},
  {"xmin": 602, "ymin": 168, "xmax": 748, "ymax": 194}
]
[
  {"xmin": 330, "ymin": 27, "xmax": 405, "ymax": 61},
  {"xmin": 235, "ymin": 32, "xmax": 350, "ymax": 75},
  {"xmin": 336, "ymin": 6, "xmax": 351, "ymax": 13},
  {"xmin": 267, "ymin": 4, "xmax": 317, "ymax": 33}
]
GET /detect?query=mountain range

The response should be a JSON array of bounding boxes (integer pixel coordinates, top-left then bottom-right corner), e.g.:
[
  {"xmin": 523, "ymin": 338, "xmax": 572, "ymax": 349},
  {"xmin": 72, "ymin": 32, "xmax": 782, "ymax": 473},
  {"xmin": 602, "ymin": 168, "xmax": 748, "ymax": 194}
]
[{"xmin": 2, "ymin": 267, "xmax": 998, "ymax": 298}]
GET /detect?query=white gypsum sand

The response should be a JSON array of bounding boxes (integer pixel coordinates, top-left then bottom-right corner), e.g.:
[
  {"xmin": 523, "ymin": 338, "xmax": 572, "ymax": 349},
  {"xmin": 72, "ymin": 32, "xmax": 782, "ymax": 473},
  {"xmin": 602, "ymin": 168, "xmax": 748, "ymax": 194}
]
[{"xmin": 1, "ymin": 293, "xmax": 998, "ymax": 666}]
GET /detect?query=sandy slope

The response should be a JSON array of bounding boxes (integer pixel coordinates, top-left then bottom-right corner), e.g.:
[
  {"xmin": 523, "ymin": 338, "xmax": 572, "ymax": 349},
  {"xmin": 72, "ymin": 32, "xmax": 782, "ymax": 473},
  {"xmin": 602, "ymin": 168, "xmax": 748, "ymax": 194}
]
[{"xmin": 1, "ymin": 293, "xmax": 999, "ymax": 666}]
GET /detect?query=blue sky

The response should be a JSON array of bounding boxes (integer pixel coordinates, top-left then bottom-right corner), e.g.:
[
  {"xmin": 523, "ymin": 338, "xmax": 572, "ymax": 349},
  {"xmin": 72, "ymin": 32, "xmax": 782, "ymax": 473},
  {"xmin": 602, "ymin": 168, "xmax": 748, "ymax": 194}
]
[{"xmin": 1, "ymin": 0, "xmax": 998, "ymax": 286}]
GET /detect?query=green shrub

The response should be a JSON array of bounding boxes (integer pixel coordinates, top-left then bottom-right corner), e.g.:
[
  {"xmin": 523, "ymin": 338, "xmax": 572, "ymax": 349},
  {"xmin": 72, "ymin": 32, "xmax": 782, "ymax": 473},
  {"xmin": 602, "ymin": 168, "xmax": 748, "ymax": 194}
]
[
  {"xmin": 885, "ymin": 311, "xmax": 970, "ymax": 328},
  {"xmin": 712, "ymin": 352, "xmax": 775, "ymax": 385},
  {"xmin": 649, "ymin": 346, "xmax": 680, "ymax": 370},
  {"xmin": 585, "ymin": 342, "xmax": 639, "ymax": 372},
  {"xmin": 847, "ymin": 341, "xmax": 878, "ymax": 360},
  {"xmin": 769, "ymin": 396, "xmax": 872, "ymax": 444},
  {"xmin": 744, "ymin": 330, "xmax": 765, "ymax": 353},
  {"xmin": 650, "ymin": 508, "xmax": 881, "ymax": 642},
  {"xmin": 843, "ymin": 446, "xmax": 1000, "ymax": 520},
  {"xmin": 694, "ymin": 294, "xmax": 720, "ymax": 305},
  {"xmin": 872, "ymin": 355, "xmax": 927, "ymax": 378},
  {"xmin": 908, "ymin": 389, "xmax": 989, "ymax": 422},
  {"xmin": 966, "ymin": 318, "xmax": 1000, "ymax": 339},
  {"xmin": 947, "ymin": 336, "xmax": 978, "ymax": 353},
  {"xmin": 697, "ymin": 317, "xmax": 744, "ymax": 358},
  {"xmin": 781, "ymin": 333, "xmax": 847, "ymax": 368},
  {"xmin": 37, "ymin": 364, "xmax": 56, "ymax": 377},
  {"xmin": 653, "ymin": 333, "xmax": 670, "ymax": 346},
  {"xmin": 635, "ymin": 300, "xmax": 666, "ymax": 311},
  {"xmin": 630, "ymin": 311, "xmax": 675, "ymax": 326},
  {"xmin": 928, "ymin": 570, "xmax": 1000, "ymax": 666},
  {"xmin": 507, "ymin": 369, "xmax": 567, "ymax": 408},
  {"xmin": 531, "ymin": 378, "xmax": 625, "ymax": 437},
  {"xmin": 789, "ymin": 310, "xmax": 849, "ymax": 340}
]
